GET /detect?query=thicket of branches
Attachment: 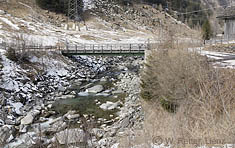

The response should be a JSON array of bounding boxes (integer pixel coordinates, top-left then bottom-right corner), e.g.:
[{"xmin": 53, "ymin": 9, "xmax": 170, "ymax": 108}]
[{"xmin": 140, "ymin": 47, "xmax": 235, "ymax": 146}]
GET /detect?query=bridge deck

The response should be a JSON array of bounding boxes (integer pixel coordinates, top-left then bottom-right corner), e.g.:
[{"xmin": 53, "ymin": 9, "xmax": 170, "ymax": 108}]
[
  {"xmin": 61, "ymin": 43, "xmax": 148, "ymax": 56},
  {"xmin": 0, "ymin": 42, "xmax": 150, "ymax": 56}
]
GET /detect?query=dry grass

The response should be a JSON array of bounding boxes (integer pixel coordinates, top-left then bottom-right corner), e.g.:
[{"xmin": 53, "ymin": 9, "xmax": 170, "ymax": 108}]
[
  {"xmin": 0, "ymin": 0, "xmax": 36, "ymax": 18},
  {"xmin": 204, "ymin": 43, "xmax": 235, "ymax": 53},
  {"xmin": 121, "ymin": 47, "xmax": 235, "ymax": 148}
]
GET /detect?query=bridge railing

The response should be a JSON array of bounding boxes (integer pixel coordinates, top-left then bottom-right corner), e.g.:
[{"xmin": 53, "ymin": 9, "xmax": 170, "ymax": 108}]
[
  {"xmin": 0, "ymin": 41, "xmax": 150, "ymax": 54},
  {"xmin": 63, "ymin": 43, "xmax": 148, "ymax": 54}
]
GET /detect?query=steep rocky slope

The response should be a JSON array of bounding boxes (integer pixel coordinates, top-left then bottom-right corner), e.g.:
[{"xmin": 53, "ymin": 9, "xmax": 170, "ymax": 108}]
[{"xmin": 0, "ymin": 0, "xmax": 199, "ymax": 45}]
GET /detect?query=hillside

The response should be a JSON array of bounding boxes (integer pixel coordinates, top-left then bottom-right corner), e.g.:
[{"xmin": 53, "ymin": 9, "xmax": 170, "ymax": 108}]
[{"xmin": 0, "ymin": 0, "xmax": 199, "ymax": 46}]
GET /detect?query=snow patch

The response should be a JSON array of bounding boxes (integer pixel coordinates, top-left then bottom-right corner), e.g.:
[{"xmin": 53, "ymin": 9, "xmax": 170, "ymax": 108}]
[
  {"xmin": 83, "ymin": 0, "xmax": 95, "ymax": 10},
  {"xmin": 9, "ymin": 101, "xmax": 23, "ymax": 115},
  {"xmin": 0, "ymin": 17, "xmax": 20, "ymax": 30},
  {"xmin": 0, "ymin": 55, "xmax": 22, "ymax": 91},
  {"xmin": 191, "ymin": 47, "xmax": 235, "ymax": 69}
]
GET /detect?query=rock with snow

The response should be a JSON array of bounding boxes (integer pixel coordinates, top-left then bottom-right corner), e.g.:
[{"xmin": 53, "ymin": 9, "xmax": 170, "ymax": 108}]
[
  {"xmin": 111, "ymin": 143, "xmax": 119, "ymax": 148},
  {"xmin": 19, "ymin": 125, "xmax": 28, "ymax": 133},
  {"xmin": 100, "ymin": 77, "xmax": 108, "ymax": 82},
  {"xmin": 86, "ymin": 85, "xmax": 104, "ymax": 93},
  {"xmin": 10, "ymin": 101, "xmax": 23, "ymax": 115},
  {"xmin": 0, "ymin": 125, "xmax": 15, "ymax": 145},
  {"xmin": 77, "ymin": 91, "xmax": 89, "ymax": 96},
  {"xmin": 64, "ymin": 110, "xmax": 80, "ymax": 120},
  {"xmin": 98, "ymin": 137, "xmax": 115, "ymax": 147},
  {"xmin": 92, "ymin": 128, "xmax": 105, "ymax": 139},
  {"xmin": 99, "ymin": 101, "xmax": 121, "ymax": 110},
  {"xmin": 112, "ymin": 90, "xmax": 124, "ymax": 95},
  {"xmin": 96, "ymin": 92, "xmax": 110, "ymax": 96},
  {"xmin": 58, "ymin": 86, "xmax": 66, "ymax": 92},
  {"xmin": 55, "ymin": 128, "xmax": 85, "ymax": 144},
  {"xmin": 59, "ymin": 94, "xmax": 75, "ymax": 99},
  {"xmin": 0, "ymin": 10, "xmax": 5, "ymax": 15}
]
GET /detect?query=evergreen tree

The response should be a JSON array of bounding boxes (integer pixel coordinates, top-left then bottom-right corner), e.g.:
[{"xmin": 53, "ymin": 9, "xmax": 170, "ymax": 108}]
[
  {"xmin": 202, "ymin": 19, "xmax": 213, "ymax": 41},
  {"xmin": 36, "ymin": 0, "xmax": 68, "ymax": 13}
]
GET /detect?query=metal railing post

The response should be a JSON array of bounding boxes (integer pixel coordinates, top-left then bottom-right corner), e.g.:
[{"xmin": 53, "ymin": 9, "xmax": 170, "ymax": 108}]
[
  {"xmin": 84, "ymin": 44, "xmax": 86, "ymax": 53},
  {"xmin": 93, "ymin": 44, "xmax": 95, "ymax": 53},
  {"xmin": 111, "ymin": 45, "xmax": 112, "ymax": 53},
  {"xmin": 129, "ymin": 44, "xmax": 131, "ymax": 53},
  {"xmin": 102, "ymin": 45, "xmax": 104, "ymax": 53}
]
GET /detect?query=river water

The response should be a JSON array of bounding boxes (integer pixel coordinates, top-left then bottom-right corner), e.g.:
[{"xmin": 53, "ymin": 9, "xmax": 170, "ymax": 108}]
[{"xmin": 51, "ymin": 67, "xmax": 130, "ymax": 121}]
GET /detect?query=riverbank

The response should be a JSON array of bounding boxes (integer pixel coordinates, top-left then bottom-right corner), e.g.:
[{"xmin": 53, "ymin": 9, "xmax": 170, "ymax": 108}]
[{"xmin": 0, "ymin": 49, "xmax": 144, "ymax": 147}]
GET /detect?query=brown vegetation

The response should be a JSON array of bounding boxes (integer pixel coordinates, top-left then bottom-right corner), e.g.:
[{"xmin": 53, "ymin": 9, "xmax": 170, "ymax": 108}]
[{"xmin": 138, "ymin": 48, "xmax": 235, "ymax": 148}]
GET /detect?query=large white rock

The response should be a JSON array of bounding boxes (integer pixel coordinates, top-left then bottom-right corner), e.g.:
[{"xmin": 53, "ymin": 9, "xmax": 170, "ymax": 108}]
[
  {"xmin": 0, "ymin": 10, "xmax": 5, "ymax": 15},
  {"xmin": 99, "ymin": 101, "xmax": 121, "ymax": 110},
  {"xmin": 55, "ymin": 128, "xmax": 85, "ymax": 144},
  {"xmin": 64, "ymin": 110, "xmax": 80, "ymax": 120},
  {"xmin": 20, "ymin": 109, "xmax": 40, "ymax": 125},
  {"xmin": 21, "ymin": 113, "xmax": 34, "ymax": 125},
  {"xmin": 86, "ymin": 85, "xmax": 104, "ymax": 93}
]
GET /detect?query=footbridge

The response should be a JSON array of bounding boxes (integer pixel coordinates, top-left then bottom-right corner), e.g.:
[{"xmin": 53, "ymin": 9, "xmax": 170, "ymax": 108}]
[
  {"xmin": 0, "ymin": 42, "xmax": 154, "ymax": 56},
  {"xmin": 62, "ymin": 43, "xmax": 150, "ymax": 56}
]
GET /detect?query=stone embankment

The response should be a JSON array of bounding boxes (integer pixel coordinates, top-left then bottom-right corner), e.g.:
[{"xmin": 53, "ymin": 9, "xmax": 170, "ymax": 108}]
[{"xmin": 0, "ymin": 51, "xmax": 144, "ymax": 148}]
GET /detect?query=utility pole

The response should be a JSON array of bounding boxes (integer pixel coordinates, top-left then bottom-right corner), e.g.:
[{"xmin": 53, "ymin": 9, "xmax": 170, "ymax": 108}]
[
  {"xmin": 68, "ymin": 0, "xmax": 79, "ymax": 20},
  {"xmin": 68, "ymin": 0, "xmax": 85, "ymax": 31}
]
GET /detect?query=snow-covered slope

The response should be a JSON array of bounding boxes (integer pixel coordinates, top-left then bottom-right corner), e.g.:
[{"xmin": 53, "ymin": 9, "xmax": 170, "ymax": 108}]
[{"xmin": 0, "ymin": 8, "xmax": 157, "ymax": 46}]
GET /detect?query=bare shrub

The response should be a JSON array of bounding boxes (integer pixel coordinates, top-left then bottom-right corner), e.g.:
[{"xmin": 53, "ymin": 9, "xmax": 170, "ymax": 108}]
[
  {"xmin": 5, "ymin": 34, "xmax": 32, "ymax": 63},
  {"xmin": 5, "ymin": 46, "xmax": 30, "ymax": 63},
  {"xmin": 140, "ymin": 49, "xmax": 235, "ymax": 147}
]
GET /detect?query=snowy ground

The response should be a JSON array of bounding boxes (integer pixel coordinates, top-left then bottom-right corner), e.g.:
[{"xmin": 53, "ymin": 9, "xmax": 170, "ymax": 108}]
[
  {"xmin": 190, "ymin": 47, "xmax": 235, "ymax": 69},
  {"xmin": 0, "ymin": 8, "xmax": 157, "ymax": 47}
]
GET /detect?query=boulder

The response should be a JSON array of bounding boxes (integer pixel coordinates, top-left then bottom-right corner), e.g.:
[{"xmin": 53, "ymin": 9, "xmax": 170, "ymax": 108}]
[
  {"xmin": 92, "ymin": 128, "xmax": 105, "ymax": 139},
  {"xmin": 19, "ymin": 125, "xmax": 28, "ymax": 133},
  {"xmin": 21, "ymin": 113, "xmax": 34, "ymax": 125},
  {"xmin": 86, "ymin": 85, "xmax": 104, "ymax": 93},
  {"xmin": 100, "ymin": 77, "xmax": 108, "ymax": 82},
  {"xmin": 111, "ymin": 143, "xmax": 119, "ymax": 148},
  {"xmin": 55, "ymin": 128, "xmax": 85, "ymax": 144},
  {"xmin": 64, "ymin": 110, "xmax": 80, "ymax": 120},
  {"xmin": 112, "ymin": 90, "xmax": 123, "ymax": 95},
  {"xmin": 58, "ymin": 86, "xmax": 66, "ymax": 92},
  {"xmin": 46, "ymin": 120, "xmax": 66, "ymax": 133},
  {"xmin": 99, "ymin": 101, "xmax": 121, "ymax": 110},
  {"xmin": 0, "ymin": 10, "xmax": 5, "ymax": 15},
  {"xmin": 0, "ymin": 125, "xmax": 14, "ymax": 144},
  {"xmin": 20, "ymin": 109, "xmax": 40, "ymax": 125},
  {"xmin": 59, "ymin": 94, "xmax": 75, "ymax": 99}
]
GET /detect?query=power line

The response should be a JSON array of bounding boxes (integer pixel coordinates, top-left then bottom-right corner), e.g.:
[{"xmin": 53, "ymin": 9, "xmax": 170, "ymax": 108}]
[
  {"xmin": 151, "ymin": 0, "xmax": 232, "ymax": 16},
  {"xmin": 177, "ymin": 3, "xmax": 232, "ymax": 15}
]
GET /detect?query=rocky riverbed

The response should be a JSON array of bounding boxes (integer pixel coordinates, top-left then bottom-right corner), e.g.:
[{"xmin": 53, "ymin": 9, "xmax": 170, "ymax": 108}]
[{"xmin": 0, "ymin": 51, "xmax": 144, "ymax": 148}]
